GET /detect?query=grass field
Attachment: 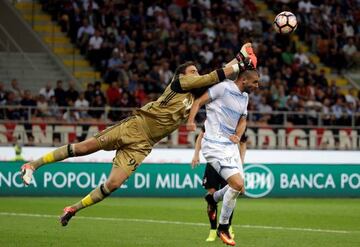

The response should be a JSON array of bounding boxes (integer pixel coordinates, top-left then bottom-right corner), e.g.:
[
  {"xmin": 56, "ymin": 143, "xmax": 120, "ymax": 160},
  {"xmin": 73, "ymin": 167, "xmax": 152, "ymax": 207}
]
[{"xmin": 0, "ymin": 197, "xmax": 359, "ymax": 247}]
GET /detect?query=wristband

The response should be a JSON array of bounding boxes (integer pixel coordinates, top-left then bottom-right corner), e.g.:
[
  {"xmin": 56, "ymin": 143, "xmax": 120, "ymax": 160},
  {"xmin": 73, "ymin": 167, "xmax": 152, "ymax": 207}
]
[
  {"xmin": 235, "ymin": 52, "xmax": 244, "ymax": 62},
  {"xmin": 216, "ymin": 68, "xmax": 226, "ymax": 81}
]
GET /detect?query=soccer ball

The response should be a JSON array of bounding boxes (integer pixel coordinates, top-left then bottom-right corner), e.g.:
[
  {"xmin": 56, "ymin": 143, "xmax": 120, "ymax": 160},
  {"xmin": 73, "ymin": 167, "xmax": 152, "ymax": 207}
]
[{"xmin": 273, "ymin": 11, "xmax": 297, "ymax": 34}]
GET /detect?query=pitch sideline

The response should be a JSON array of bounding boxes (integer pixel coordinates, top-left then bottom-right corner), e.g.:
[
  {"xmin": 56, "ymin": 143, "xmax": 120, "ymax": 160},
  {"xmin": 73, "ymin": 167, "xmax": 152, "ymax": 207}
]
[{"xmin": 0, "ymin": 211, "xmax": 354, "ymax": 234}]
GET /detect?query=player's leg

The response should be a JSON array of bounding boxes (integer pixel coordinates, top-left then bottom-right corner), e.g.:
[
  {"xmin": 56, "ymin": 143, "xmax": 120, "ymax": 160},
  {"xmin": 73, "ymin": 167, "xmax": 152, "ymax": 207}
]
[
  {"xmin": 211, "ymin": 186, "xmax": 236, "ymax": 239},
  {"xmin": 220, "ymin": 178, "xmax": 235, "ymax": 239},
  {"xmin": 21, "ymin": 137, "xmax": 100, "ymax": 185},
  {"xmin": 228, "ymin": 183, "xmax": 245, "ymax": 238},
  {"xmin": 203, "ymin": 164, "xmax": 219, "ymax": 241},
  {"xmin": 219, "ymin": 174, "xmax": 243, "ymax": 226},
  {"xmin": 209, "ymin": 185, "xmax": 236, "ymax": 239},
  {"xmin": 213, "ymin": 184, "xmax": 229, "ymax": 202},
  {"xmin": 217, "ymin": 173, "xmax": 244, "ymax": 246},
  {"xmin": 206, "ymin": 188, "xmax": 217, "ymax": 226},
  {"xmin": 205, "ymin": 188, "xmax": 218, "ymax": 242},
  {"xmin": 228, "ymin": 211, "xmax": 235, "ymax": 239},
  {"xmin": 213, "ymin": 181, "xmax": 245, "ymax": 202}
]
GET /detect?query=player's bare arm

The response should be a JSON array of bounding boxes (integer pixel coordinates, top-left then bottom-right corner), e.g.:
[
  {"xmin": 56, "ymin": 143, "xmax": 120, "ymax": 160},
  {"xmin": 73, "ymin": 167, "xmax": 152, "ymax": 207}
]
[
  {"xmin": 191, "ymin": 130, "xmax": 204, "ymax": 168},
  {"xmin": 229, "ymin": 117, "xmax": 247, "ymax": 144},
  {"xmin": 186, "ymin": 92, "xmax": 211, "ymax": 131},
  {"xmin": 239, "ymin": 141, "xmax": 247, "ymax": 165}
]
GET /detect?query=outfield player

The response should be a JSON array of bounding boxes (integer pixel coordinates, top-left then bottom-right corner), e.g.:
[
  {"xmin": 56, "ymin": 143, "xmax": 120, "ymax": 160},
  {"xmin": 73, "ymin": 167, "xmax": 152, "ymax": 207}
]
[
  {"xmin": 191, "ymin": 126, "xmax": 247, "ymax": 242},
  {"xmin": 187, "ymin": 68, "xmax": 258, "ymax": 246},
  {"xmin": 21, "ymin": 43, "xmax": 257, "ymax": 227}
]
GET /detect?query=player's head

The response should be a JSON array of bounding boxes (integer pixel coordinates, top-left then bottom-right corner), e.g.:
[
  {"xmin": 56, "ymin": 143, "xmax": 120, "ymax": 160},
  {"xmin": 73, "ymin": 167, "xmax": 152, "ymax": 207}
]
[
  {"xmin": 174, "ymin": 61, "xmax": 199, "ymax": 76},
  {"xmin": 236, "ymin": 69, "xmax": 259, "ymax": 93}
]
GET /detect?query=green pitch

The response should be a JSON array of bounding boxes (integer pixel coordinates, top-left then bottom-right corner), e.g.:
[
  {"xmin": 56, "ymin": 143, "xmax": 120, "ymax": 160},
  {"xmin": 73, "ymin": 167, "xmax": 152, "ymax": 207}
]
[{"xmin": 0, "ymin": 197, "xmax": 359, "ymax": 247}]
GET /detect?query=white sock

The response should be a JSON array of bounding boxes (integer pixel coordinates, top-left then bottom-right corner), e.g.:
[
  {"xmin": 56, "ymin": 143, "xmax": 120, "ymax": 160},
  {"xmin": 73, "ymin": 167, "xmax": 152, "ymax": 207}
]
[
  {"xmin": 213, "ymin": 185, "xmax": 229, "ymax": 203},
  {"xmin": 219, "ymin": 187, "xmax": 240, "ymax": 225}
]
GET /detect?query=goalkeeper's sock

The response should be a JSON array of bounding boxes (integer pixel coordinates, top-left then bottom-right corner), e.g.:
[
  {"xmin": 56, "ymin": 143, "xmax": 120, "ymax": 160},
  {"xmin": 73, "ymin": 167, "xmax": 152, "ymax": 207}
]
[
  {"xmin": 70, "ymin": 183, "xmax": 111, "ymax": 211},
  {"xmin": 29, "ymin": 144, "xmax": 76, "ymax": 170}
]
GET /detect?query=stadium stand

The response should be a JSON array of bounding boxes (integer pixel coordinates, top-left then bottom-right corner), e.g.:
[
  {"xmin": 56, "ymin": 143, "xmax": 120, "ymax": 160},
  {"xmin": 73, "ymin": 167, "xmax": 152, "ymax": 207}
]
[
  {"xmin": 13, "ymin": 1, "xmax": 100, "ymax": 84},
  {"xmin": 0, "ymin": 0, "xmax": 74, "ymax": 91},
  {"xmin": 0, "ymin": 0, "xmax": 359, "ymax": 148}
]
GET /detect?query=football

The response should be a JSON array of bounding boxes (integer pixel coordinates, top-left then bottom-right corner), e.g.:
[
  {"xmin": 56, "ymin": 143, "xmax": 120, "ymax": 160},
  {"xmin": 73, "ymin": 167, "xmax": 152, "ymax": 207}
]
[{"xmin": 273, "ymin": 11, "xmax": 298, "ymax": 34}]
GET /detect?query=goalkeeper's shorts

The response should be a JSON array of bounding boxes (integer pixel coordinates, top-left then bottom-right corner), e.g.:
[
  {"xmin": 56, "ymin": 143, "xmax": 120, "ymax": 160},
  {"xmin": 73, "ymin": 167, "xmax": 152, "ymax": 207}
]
[{"xmin": 94, "ymin": 116, "xmax": 153, "ymax": 175}]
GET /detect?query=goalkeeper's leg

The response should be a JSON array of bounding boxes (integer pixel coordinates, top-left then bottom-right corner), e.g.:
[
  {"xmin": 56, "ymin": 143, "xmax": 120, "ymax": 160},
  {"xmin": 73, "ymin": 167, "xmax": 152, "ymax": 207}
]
[
  {"xmin": 60, "ymin": 165, "xmax": 129, "ymax": 226},
  {"xmin": 21, "ymin": 137, "xmax": 100, "ymax": 185},
  {"xmin": 60, "ymin": 139, "xmax": 149, "ymax": 226}
]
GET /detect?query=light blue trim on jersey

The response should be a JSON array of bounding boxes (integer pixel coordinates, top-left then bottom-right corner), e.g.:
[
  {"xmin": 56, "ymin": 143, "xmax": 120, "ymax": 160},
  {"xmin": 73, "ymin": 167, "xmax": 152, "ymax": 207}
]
[
  {"xmin": 204, "ymin": 137, "xmax": 233, "ymax": 145},
  {"xmin": 219, "ymin": 123, "xmax": 236, "ymax": 135},
  {"xmin": 220, "ymin": 106, "xmax": 242, "ymax": 120},
  {"xmin": 224, "ymin": 88, "xmax": 247, "ymax": 98}
]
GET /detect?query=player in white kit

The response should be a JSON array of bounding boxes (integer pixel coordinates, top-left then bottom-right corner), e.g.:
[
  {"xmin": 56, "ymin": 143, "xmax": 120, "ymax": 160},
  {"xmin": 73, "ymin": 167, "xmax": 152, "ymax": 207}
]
[{"xmin": 187, "ymin": 67, "xmax": 259, "ymax": 246}]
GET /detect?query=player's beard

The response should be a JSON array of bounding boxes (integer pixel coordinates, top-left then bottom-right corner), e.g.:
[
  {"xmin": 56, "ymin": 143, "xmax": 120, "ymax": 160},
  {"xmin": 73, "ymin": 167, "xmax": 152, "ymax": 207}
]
[{"xmin": 243, "ymin": 85, "xmax": 251, "ymax": 93}]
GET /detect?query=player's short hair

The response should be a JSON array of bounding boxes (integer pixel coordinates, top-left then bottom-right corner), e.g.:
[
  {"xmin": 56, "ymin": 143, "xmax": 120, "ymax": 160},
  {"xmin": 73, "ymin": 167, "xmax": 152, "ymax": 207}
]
[
  {"xmin": 238, "ymin": 69, "xmax": 259, "ymax": 80},
  {"xmin": 174, "ymin": 61, "xmax": 197, "ymax": 76}
]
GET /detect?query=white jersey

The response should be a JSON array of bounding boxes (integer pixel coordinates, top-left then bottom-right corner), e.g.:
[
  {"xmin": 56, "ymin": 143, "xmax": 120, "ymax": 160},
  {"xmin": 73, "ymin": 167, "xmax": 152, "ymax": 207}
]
[{"xmin": 204, "ymin": 79, "xmax": 248, "ymax": 144}]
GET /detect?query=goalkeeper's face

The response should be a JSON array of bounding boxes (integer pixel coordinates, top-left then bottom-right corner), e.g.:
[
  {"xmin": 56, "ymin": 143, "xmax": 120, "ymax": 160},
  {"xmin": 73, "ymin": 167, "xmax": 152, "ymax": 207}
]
[{"xmin": 184, "ymin": 65, "xmax": 199, "ymax": 76}]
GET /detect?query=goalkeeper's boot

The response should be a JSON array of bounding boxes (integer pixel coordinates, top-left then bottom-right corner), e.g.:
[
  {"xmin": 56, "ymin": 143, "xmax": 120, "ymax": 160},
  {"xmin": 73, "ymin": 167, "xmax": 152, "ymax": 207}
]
[
  {"xmin": 206, "ymin": 229, "xmax": 217, "ymax": 242},
  {"xmin": 21, "ymin": 163, "xmax": 34, "ymax": 185},
  {"xmin": 229, "ymin": 225, "xmax": 235, "ymax": 239},
  {"xmin": 237, "ymin": 42, "xmax": 257, "ymax": 68},
  {"xmin": 60, "ymin": 206, "xmax": 77, "ymax": 226},
  {"xmin": 217, "ymin": 224, "xmax": 236, "ymax": 246},
  {"xmin": 205, "ymin": 193, "xmax": 217, "ymax": 221}
]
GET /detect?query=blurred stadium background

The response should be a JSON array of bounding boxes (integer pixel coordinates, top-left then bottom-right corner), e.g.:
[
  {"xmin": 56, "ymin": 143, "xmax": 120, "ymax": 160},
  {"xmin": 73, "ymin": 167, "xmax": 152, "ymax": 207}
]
[{"xmin": 0, "ymin": 0, "xmax": 359, "ymax": 246}]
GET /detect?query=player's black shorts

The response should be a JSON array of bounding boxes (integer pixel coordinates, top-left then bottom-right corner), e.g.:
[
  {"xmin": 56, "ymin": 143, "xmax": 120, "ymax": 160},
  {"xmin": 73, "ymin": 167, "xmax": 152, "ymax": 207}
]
[{"xmin": 202, "ymin": 163, "xmax": 227, "ymax": 190}]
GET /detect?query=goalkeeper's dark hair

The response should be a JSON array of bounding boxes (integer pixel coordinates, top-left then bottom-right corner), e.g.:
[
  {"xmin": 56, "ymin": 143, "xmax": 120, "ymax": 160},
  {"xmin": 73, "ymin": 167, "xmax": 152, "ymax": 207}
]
[{"xmin": 174, "ymin": 61, "xmax": 197, "ymax": 76}]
